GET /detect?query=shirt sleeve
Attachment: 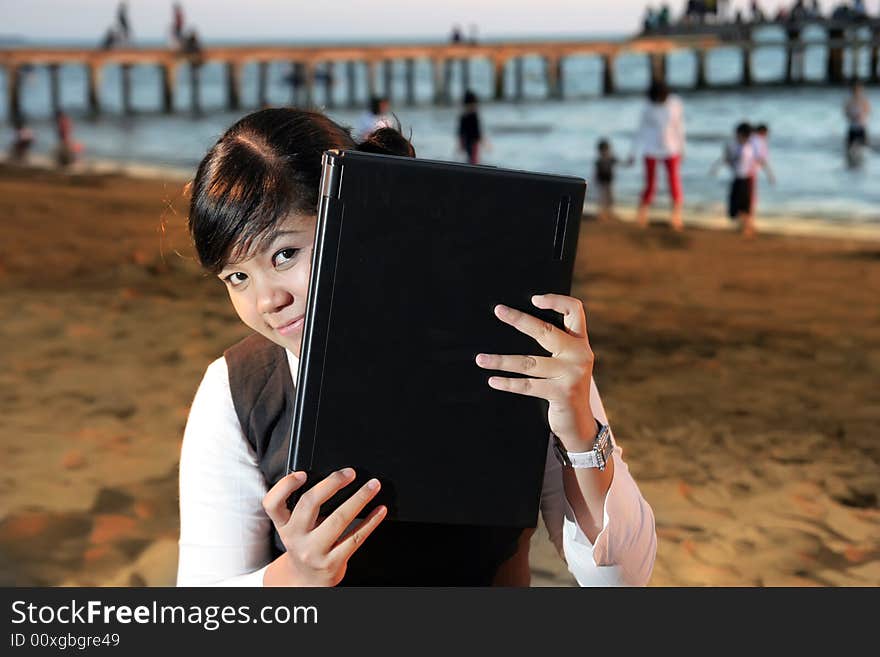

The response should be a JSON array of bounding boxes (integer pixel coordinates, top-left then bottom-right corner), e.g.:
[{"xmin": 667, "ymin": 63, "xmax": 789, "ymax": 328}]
[
  {"xmin": 538, "ymin": 378, "xmax": 657, "ymax": 586},
  {"xmin": 176, "ymin": 357, "xmax": 273, "ymax": 587}
]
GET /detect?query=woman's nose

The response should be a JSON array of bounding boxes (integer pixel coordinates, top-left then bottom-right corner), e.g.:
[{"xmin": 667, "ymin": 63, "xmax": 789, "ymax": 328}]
[{"xmin": 255, "ymin": 283, "xmax": 294, "ymax": 315}]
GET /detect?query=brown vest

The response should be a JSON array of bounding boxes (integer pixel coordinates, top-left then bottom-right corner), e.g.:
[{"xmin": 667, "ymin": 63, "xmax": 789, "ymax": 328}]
[{"xmin": 224, "ymin": 333, "xmax": 532, "ymax": 586}]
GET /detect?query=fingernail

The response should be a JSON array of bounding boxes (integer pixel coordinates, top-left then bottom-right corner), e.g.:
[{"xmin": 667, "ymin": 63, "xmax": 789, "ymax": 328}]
[
  {"xmin": 341, "ymin": 467, "xmax": 355, "ymax": 478},
  {"xmin": 476, "ymin": 353, "xmax": 488, "ymax": 365},
  {"xmin": 496, "ymin": 305, "xmax": 509, "ymax": 317},
  {"xmin": 365, "ymin": 478, "xmax": 380, "ymax": 491},
  {"xmin": 292, "ymin": 471, "xmax": 306, "ymax": 482}
]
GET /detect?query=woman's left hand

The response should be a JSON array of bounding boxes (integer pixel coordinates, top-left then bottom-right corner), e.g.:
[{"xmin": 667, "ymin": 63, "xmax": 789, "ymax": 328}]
[{"xmin": 475, "ymin": 294, "xmax": 598, "ymax": 452}]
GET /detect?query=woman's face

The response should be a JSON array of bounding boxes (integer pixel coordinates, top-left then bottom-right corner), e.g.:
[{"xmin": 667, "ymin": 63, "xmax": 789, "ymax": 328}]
[{"xmin": 217, "ymin": 214, "xmax": 316, "ymax": 357}]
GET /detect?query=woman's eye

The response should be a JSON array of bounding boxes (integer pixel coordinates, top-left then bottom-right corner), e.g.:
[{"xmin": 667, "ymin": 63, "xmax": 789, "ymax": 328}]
[
  {"xmin": 273, "ymin": 248, "xmax": 300, "ymax": 268},
  {"xmin": 224, "ymin": 272, "xmax": 248, "ymax": 286}
]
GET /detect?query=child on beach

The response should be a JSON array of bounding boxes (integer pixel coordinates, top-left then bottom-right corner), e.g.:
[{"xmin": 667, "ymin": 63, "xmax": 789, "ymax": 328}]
[
  {"xmin": 749, "ymin": 123, "xmax": 774, "ymax": 220},
  {"xmin": 593, "ymin": 138, "xmax": 619, "ymax": 222},
  {"xmin": 176, "ymin": 107, "xmax": 656, "ymax": 587},
  {"xmin": 711, "ymin": 121, "xmax": 757, "ymax": 239}
]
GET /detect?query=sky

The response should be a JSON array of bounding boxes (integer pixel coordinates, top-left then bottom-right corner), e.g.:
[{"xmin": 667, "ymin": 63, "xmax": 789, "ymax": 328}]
[{"xmin": 1, "ymin": 0, "xmax": 874, "ymax": 42}]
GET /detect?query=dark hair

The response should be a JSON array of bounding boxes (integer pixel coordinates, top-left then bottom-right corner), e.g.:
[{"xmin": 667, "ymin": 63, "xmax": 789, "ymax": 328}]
[
  {"xmin": 597, "ymin": 138, "xmax": 610, "ymax": 151},
  {"xmin": 188, "ymin": 107, "xmax": 413, "ymax": 274},
  {"xmin": 357, "ymin": 126, "xmax": 416, "ymax": 157},
  {"xmin": 735, "ymin": 122, "xmax": 752, "ymax": 137},
  {"xmin": 755, "ymin": 123, "xmax": 768, "ymax": 134},
  {"xmin": 463, "ymin": 90, "xmax": 478, "ymax": 106},
  {"xmin": 648, "ymin": 80, "xmax": 669, "ymax": 103}
]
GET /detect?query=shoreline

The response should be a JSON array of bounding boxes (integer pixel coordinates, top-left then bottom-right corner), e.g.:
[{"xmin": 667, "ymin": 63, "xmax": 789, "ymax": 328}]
[{"xmin": 4, "ymin": 156, "xmax": 879, "ymax": 244}]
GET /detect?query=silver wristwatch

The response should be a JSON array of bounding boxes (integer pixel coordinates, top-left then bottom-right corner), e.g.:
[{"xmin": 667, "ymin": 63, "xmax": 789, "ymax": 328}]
[{"xmin": 551, "ymin": 421, "xmax": 614, "ymax": 471}]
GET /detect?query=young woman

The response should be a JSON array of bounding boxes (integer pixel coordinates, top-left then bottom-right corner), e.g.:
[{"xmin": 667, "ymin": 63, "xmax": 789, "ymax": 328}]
[
  {"xmin": 177, "ymin": 107, "xmax": 657, "ymax": 587},
  {"xmin": 630, "ymin": 81, "xmax": 686, "ymax": 231}
]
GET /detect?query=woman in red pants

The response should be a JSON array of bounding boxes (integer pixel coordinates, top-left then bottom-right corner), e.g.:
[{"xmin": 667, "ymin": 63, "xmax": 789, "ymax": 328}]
[{"xmin": 630, "ymin": 81, "xmax": 686, "ymax": 231}]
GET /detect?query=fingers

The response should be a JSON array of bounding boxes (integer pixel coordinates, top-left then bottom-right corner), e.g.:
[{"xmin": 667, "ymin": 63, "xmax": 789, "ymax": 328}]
[
  {"xmin": 530, "ymin": 294, "xmax": 588, "ymax": 341},
  {"xmin": 289, "ymin": 468, "xmax": 358, "ymax": 533},
  {"xmin": 475, "ymin": 353, "xmax": 565, "ymax": 379},
  {"xmin": 311, "ymin": 477, "xmax": 384, "ymax": 548},
  {"xmin": 262, "ymin": 471, "xmax": 308, "ymax": 528},
  {"xmin": 493, "ymin": 304, "xmax": 566, "ymax": 355},
  {"xmin": 486, "ymin": 375, "xmax": 557, "ymax": 401},
  {"xmin": 329, "ymin": 504, "xmax": 388, "ymax": 564}
]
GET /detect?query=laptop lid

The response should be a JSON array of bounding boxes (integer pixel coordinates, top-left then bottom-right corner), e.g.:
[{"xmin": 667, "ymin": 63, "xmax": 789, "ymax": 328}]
[{"xmin": 287, "ymin": 150, "xmax": 585, "ymax": 527}]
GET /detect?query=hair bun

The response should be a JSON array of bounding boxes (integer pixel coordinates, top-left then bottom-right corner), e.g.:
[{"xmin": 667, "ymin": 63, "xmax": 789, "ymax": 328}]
[{"xmin": 356, "ymin": 127, "xmax": 416, "ymax": 158}]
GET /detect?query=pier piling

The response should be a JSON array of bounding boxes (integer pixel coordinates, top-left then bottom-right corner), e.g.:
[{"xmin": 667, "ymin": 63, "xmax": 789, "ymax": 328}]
[
  {"xmin": 694, "ymin": 49, "xmax": 708, "ymax": 88},
  {"xmin": 121, "ymin": 63, "xmax": 133, "ymax": 113},
  {"xmin": 602, "ymin": 54, "xmax": 616, "ymax": 95},
  {"xmin": 257, "ymin": 61, "xmax": 268, "ymax": 107},
  {"xmin": 827, "ymin": 26, "xmax": 846, "ymax": 83},
  {"xmin": 226, "ymin": 61, "xmax": 242, "ymax": 110},
  {"xmin": 6, "ymin": 65, "xmax": 21, "ymax": 121},
  {"xmin": 514, "ymin": 56, "xmax": 524, "ymax": 100},
  {"xmin": 405, "ymin": 58, "xmax": 416, "ymax": 105},
  {"xmin": 741, "ymin": 47, "xmax": 752, "ymax": 86},
  {"xmin": 86, "ymin": 63, "xmax": 101, "ymax": 115},
  {"xmin": 48, "ymin": 64, "xmax": 61, "ymax": 114},
  {"xmin": 160, "ymin": 63, "xmax": 175, "ymax": 112},
  {"xmin": 493, "ymin": 58, "xmax": 506, "ymax": 100},
  {"xmin": 346, "ymin": 60, "xmax": 357, "ymax": 107},
  {"xmin": 189, "ymin": 60, "xmax": 201, "ymax": 114}
]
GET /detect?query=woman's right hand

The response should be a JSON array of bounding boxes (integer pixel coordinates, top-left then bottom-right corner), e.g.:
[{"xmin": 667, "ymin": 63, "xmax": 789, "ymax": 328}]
[{"xmin": 262, "ymin": 468, "xmax": 387, "ymax": 586}]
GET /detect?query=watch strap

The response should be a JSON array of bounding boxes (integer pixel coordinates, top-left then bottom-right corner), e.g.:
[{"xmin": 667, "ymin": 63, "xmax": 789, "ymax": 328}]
[{"xmin": 551, "ymin": 421, "xmax": 614, "ymax": 471}]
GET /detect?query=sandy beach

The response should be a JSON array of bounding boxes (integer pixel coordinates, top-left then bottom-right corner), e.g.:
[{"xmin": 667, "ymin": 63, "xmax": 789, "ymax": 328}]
[{"xmin": 0, "ymin": 163, "xmax": 878, "ymax": 587}]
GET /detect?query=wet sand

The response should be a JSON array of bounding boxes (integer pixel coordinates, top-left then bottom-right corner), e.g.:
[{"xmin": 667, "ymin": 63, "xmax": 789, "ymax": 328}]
[{"xmin": 0, "ymin": 164, "xmax": 878, "ymax": 586}]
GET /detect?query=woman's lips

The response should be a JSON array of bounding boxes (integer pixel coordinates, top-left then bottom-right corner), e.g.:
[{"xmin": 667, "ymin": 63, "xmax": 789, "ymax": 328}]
[{"xmin": 275, "ymin": 316, "xmax": 304, "ymax": 336}]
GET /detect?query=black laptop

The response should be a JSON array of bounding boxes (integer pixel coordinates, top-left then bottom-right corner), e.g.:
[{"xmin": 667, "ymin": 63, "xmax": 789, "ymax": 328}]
[{"xmin": 287, "ymin": 150, "xmax": 586, "ymax": 528}]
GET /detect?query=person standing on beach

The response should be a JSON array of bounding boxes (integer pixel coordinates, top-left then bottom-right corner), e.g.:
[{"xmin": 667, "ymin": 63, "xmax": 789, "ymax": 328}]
[
  {"xmin": 749, "ymin": 123, "xmax": 774, "ymax": 219},
  {"xmin": 630, "ymin": 81, "xmax": 686, "ymax": 231},
  {"xmin": 355, "ymin": 96, "xmax": 394, "ymax": 142},
  {"xmin": 458, "ymin": 90, "xmax": 483, "ymax": 165},
  {"xmin": 176, "ymin": 107, "xmax": 657, "ymax": 587},
  {"xmin": 54, "ymin": 110, "xmax": 83, "ymax": 168},
  {"xmin": 594, "ymin": 139, "xmax": 620, "ymax": 222},
  {"xmin": 9, "ymin": 115, "xmax": 35, "ymax": 162},
  {"xmin": 710, "ymin": 122, "xmax": 757, "ymax": 239},
  {"xmin": 844, "ymin": 82, "xmax": 871, "ymax": 166}
]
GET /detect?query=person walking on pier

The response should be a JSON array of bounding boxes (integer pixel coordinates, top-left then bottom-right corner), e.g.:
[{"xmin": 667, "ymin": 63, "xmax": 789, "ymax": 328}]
[
  {"xmin": 116, "ymin": 2, "xmax": 131, "ymax": 44},
  {"xmin": 630, "ymin": 80, "xmax": 686, "ymax": 231},
  {"xmin": 458, "ymin": 90, "xmax": 483, "ymax": 165},
  {"xmin": 170, "ymin": 3, "xmax": 185, "ymax": 48}
]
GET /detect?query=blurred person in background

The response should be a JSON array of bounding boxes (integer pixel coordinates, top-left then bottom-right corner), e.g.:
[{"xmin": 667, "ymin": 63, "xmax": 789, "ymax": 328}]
[{"xmin": 630, "ymin": 80, "xmax": 686, "ymax": 231}]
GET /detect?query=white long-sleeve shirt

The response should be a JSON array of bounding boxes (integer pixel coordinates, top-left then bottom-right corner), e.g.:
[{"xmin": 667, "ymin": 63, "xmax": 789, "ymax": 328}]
[
  {"xmin": 632, "ymin": 95, "xmax": 686, "ymax": 159},
  {"xmin": 177, "ymin": 351, "xmax": 657, "ymax": 587}
]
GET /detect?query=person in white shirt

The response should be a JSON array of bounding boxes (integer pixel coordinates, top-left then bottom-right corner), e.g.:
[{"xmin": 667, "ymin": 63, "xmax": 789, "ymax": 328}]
[
  {"xmin": 355, "ymin": 95, "xmax": 395, "ymax": 143},
  {"xmin": 629, "ymin": 81, "xmax": 686, "ymax": 232},
  {"xmin": 178, "ymin": 107, "xmax": 657, "ymax": 587},
  {"xmin": 748, "ymin": 123, "xmax": 775, "ymax": 222},
  {"xmin": 710, "ymin": 122, "xmax": 757, "ymax": 239}
]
